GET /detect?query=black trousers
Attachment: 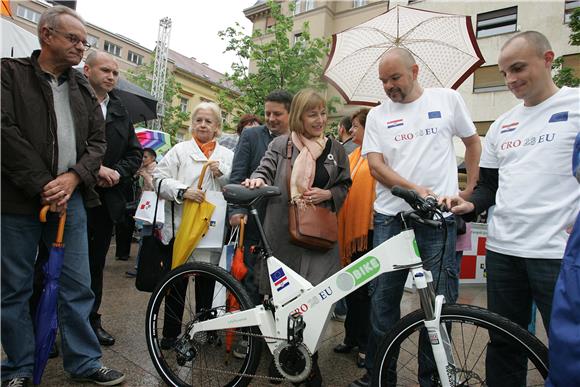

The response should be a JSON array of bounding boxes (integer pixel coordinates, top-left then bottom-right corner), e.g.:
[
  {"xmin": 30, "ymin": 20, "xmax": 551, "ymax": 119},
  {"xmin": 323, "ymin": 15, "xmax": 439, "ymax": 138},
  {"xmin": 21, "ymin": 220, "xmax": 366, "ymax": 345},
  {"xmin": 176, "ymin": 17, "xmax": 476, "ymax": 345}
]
[
  {"xmin": 114, "ymin": 212, "xmax": 134, "ymax": 258},
  {"xmin": 87, "ymin": 205, "xmax": 115, "ymax": 326}
]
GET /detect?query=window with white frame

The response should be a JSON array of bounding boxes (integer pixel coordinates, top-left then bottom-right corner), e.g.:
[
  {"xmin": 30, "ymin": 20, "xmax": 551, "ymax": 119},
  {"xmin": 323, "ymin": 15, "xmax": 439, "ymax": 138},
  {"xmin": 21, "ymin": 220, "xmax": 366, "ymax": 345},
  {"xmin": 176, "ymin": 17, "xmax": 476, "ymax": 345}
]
[
  {"xmin": 294, "ymin": 0, "xmax": 314, "ymax": 15},
  {"xmin": 86, "ymin": 34, "xmax": 99, "ymax": 49},
  {"xmin": 565, "ymin": 0, "xmax": 580, "ymax": 23},
  {"xmin": 127, "ymin": 51, "xmax": 143, "ymax": 65},
  {"xmin": 16, "ymin": 5, "xmax": 40, "ymax": 23},
  {"xmin": 294, "ymin": 0, "xmax": 302, "ymax": 15},
  {"xmin": 179, "ymin": 97, "xmax": 188, "ymax": 113},
  {"xmin": 353, "ymin": 0, "xmax": 367, "ymax": 8},
  {"xmin": 476, "ymin": 6, "xmax": 517, "ymax": 38},
  {"xmin": 104, "ymin": 41, "xmax": 122, "ymax": 57}
]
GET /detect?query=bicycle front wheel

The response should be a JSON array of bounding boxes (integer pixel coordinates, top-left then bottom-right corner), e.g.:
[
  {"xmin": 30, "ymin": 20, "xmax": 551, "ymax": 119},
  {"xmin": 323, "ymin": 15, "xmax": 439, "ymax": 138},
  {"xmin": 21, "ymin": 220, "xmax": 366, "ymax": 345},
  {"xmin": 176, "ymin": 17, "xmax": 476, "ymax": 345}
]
[
  {"xmin": 146, "ymin": 262, "xmax": 262, "ymax": 387},
  {"xmin": 372, "ymin": 304, "xmax": 548, "ymax": 386}
]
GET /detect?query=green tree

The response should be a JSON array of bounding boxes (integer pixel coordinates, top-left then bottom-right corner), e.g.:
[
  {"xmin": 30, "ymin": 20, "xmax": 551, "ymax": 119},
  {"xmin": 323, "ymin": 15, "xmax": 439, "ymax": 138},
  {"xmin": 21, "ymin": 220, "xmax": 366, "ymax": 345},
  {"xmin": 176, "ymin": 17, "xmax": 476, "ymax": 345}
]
[
  {"xmin": 126, "ymin": 57, "xmax": 190, "ymax": 137},
  {"xmin": 552, "ymin": 7, "xmax": 580, "ymax": 87},
  {"xmin": 217, "ymin": 0, "xmax": 335, "ymax": 131}
]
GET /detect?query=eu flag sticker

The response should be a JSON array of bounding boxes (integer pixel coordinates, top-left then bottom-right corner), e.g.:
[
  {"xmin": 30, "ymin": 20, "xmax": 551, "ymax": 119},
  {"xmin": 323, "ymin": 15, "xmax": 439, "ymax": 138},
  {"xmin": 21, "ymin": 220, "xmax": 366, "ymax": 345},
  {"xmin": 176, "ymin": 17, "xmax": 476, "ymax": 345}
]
[
  {"xmin": 428, "ymin": 111, "xmax": 441, "ymax": 119},
  {"xmin": 549, "ymin": 112, "xmax": 568, "ymax": 123}
]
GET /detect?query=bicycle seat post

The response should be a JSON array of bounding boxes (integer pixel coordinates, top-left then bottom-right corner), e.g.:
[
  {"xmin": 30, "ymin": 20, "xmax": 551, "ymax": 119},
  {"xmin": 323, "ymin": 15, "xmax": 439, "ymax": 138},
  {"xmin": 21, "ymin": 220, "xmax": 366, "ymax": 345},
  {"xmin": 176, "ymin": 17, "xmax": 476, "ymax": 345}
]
[{"xmin": 249, "ymin": 204, "xmax": 273, "ymax": 258}]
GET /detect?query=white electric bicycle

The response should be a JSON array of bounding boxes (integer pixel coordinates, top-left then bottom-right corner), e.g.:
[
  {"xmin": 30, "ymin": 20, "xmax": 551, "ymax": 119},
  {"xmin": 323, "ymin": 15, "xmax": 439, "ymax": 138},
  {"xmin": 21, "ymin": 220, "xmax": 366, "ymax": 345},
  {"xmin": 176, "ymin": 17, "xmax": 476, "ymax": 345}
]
[{"xmin": 146, "ymin": 185, "xmax": 548, "ymax": 386}]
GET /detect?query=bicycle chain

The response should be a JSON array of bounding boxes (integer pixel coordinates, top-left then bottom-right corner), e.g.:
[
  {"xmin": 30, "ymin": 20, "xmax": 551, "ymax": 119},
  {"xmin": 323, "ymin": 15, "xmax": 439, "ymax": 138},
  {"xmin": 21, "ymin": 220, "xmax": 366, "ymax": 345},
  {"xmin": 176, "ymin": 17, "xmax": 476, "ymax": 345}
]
[{"xmin": 183, "ymin": 329, "xmax": 290, "ymax": 382}]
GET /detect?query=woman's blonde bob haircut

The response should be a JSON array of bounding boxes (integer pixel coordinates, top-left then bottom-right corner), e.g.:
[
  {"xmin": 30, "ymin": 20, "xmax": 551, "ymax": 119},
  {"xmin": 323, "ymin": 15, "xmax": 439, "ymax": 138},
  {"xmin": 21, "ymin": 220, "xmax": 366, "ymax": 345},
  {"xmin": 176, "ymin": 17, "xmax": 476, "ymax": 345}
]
[
  {"xmin": 190, "ymin": 101, "xmax": 222, "ymax": 137},
  {"xmin": 288, "ymin": 89, "xmax": 326, "ymax": 136}
]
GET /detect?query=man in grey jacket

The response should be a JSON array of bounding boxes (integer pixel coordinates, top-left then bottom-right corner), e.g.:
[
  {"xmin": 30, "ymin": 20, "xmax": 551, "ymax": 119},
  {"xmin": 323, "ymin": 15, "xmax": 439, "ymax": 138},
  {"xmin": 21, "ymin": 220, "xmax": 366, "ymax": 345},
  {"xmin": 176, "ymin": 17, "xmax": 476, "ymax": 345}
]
[{"xmin": 1, "ymin": 6, "xmax": 124, "ymax": 386}]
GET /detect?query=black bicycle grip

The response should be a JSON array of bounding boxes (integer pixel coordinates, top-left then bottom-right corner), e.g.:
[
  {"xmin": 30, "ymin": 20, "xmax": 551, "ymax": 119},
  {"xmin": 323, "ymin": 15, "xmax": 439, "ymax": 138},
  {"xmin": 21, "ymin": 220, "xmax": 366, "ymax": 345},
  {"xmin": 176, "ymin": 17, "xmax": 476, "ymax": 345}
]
[{"xmin": 391, "ymin": 186, "xmax": 421, "ymax": 206}]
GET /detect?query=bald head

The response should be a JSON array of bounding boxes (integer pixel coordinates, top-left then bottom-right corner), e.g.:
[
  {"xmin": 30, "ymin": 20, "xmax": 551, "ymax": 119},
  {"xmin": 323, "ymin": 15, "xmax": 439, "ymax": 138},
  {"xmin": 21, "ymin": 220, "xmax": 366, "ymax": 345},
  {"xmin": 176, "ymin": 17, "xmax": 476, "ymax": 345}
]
[
  {"xmin": 502, "ymin": 31, "xmax": 552, "ymax": 58},
  {"xmin": 380, "ymin": 48, "xmax": 416, "ymax": 70},
  {"xmin": 85, "ymin": 51, "xmax": 115, "ymax": 67}
]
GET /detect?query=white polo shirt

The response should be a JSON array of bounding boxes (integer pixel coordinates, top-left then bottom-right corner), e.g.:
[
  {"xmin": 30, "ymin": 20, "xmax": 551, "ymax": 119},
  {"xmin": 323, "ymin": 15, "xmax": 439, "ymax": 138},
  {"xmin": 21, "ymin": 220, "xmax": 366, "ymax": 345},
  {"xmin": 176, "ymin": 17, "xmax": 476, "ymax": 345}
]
[
  {"xmin": 362, "ymin": 88, "xmax": 477, "ymax": 216},
  {"xmin": 480, "ymin": 86, "xmax": 580, "ymax": 259}
]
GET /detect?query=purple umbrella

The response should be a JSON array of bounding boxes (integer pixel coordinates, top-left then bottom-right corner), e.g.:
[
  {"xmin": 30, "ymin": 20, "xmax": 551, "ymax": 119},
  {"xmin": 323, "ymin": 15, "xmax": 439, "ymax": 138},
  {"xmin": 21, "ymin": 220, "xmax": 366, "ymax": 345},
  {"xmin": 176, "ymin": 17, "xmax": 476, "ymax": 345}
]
[{"xmin": 33, "ymin": 206, "xmax": 66, "ymax": 385}]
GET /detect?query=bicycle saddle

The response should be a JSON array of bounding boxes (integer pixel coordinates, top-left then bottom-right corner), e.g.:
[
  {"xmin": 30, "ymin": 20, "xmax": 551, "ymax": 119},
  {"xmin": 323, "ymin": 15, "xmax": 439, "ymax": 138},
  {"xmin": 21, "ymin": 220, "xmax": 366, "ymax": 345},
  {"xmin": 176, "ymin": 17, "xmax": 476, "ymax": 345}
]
[{"xmin": 223, "ymin": 184, "xmax": 281, "ymax": 206}]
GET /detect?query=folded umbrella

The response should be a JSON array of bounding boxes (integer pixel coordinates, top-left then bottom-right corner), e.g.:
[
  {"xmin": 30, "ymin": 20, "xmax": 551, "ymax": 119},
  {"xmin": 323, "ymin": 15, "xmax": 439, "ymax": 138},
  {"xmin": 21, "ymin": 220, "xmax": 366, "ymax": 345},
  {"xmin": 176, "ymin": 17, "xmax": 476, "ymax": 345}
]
[
  {"xmin": 33, "ymin": 206, "xmax": 66, "ymax": 385},
  {"xmin": 172, "ymin": 163, "xmax": 216, "ymax": 269}
]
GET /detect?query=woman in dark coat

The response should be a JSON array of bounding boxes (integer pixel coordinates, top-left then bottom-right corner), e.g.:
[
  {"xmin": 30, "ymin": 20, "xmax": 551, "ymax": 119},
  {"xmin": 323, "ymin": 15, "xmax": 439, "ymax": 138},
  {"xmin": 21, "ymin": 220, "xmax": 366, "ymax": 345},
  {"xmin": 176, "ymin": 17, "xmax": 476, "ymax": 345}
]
[{"xmin": 244, "ymin": 89, "xmax": 351, "ymax": 386}]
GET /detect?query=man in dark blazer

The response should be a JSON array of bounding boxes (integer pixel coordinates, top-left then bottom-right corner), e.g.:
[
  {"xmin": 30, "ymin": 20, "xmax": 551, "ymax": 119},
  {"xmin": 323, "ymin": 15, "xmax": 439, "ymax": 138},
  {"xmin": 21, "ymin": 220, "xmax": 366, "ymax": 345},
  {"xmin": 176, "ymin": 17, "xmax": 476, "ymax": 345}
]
[
  {"xmin": 83, "ymin": 51, "xmax": 143, "ymax": 346},
  {"xmin": 229, "ymin": 90, "xmax": 293, "ymax": 305}
]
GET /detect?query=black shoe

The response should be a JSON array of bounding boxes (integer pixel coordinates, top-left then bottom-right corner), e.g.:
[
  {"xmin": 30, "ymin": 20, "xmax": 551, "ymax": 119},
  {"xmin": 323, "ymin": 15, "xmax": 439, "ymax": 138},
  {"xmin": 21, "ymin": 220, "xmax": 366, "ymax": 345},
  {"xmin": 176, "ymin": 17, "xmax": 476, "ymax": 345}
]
[
  {"xmin": 94, "ymin": 326, "xmax": 115, "ymax": 346},
  {"xmin": 160, "ymin": 337, "xmax": 177, "ymax": 350},
  {"xmin": 72, "ymin": 366, "xmax": 125, "ymax": 385},
  {"xmin": 304, "ymin": 361, "xmax": 322, "ymax": 387},
  {"xmin": 116, "ymin": 255, "xmax": 130, "ymax": 261},
  {"xmin": 49, "ymin": 342, "xmax": 59, "ymax": 359},
  {"xmin": 349, "ymin": 372, "xmax": 370, "ymax": 387},
  {"xmin": 125, "ymin": 270, "xmax": 137, "ymax": 278},
  {"xmin": 1, "ymin": 377, "xmax": 30, "ymax": 387},
  {"xmin": 333, "ymin": 342, "xmax": 355, "ymax": 353},
  {"xmin": 356, "ymin": 353, "xmax": 366, "ymax": 368},
  {"xmin": 268, "ymin": 358, "xmax": 283, "ymax": 384}
]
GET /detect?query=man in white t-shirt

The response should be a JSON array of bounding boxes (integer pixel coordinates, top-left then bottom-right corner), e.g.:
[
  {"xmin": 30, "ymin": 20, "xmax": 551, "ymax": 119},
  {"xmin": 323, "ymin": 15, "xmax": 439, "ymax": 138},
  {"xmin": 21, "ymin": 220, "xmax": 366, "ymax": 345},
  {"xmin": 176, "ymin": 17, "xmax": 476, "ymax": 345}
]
[
  {"xmin": 443, "ymin": 31, "xmax": 580, "ymax": 386},
  {"xmin": 350, "ymin": 48, "xmax": 481, "ymax": 387}
]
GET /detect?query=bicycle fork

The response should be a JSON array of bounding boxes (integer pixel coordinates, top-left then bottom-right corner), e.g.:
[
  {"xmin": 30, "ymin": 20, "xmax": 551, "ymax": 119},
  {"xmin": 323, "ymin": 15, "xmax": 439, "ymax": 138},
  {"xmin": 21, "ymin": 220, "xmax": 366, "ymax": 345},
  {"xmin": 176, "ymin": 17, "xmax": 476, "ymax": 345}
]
[{"xmin": 412, "ymin": 268, "xmax": 456, "ymax": 387}]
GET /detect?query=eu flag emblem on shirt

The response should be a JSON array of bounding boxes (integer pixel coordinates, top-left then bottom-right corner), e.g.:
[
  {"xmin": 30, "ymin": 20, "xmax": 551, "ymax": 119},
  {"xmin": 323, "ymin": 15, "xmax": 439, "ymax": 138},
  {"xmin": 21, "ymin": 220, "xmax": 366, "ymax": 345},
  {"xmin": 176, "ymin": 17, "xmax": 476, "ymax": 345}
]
[
  {"xmin": 270, "ymin": 268, "xmax": 289, "ymax": 291},
  {"xmin": 549, "ymin": 112, "xmax": 568, "ymax": 123},
  {"xmin": 428, "ymin": 111, "xmax": 441, "ymax": 119}
]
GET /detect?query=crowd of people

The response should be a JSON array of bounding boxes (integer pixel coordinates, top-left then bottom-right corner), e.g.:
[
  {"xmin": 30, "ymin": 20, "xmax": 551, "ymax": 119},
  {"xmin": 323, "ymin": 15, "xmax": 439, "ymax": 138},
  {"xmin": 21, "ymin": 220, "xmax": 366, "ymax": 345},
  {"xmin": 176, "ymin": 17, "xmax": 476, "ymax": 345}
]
[{"xmin": 1, "ymin": 4, "xmax": 578, "ymax": 387}]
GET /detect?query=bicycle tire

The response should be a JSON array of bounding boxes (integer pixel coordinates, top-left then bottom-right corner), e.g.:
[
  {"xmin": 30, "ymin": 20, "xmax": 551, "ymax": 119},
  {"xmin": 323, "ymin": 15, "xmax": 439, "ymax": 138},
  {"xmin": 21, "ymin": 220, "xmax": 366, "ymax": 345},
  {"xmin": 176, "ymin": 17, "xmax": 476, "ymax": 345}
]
[
  {"xmin": 146, "ymin": 262, "xmax": 262, "ymax": 387},
  {"xmin": 372, "ymin": 304, "xmax": 548, "ymax": 386}
]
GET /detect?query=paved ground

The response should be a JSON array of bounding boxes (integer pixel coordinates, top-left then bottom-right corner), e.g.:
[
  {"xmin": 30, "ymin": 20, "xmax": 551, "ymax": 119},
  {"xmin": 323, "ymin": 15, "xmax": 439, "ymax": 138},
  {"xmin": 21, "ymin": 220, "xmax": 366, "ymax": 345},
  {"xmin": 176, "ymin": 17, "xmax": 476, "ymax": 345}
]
[{"xmin": 6, "ymin": 241, "xmax": 547, "ymax": 386}]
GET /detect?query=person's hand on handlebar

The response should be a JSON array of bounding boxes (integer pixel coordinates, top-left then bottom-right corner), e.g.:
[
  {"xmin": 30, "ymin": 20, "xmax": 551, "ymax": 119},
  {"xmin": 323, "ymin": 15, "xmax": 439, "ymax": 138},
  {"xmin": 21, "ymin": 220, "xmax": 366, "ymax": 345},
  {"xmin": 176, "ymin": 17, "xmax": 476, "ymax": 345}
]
[
  {"xmin": 412, "ymin": 185, "xmax": 436, "ymax": 199},
  {"xmin": 439, "ymin": 195, "xmax": 475, "ymax": 215},
  {"xmin": 242, "ymin": 178, "xmax": 266, "ymax": 189}
]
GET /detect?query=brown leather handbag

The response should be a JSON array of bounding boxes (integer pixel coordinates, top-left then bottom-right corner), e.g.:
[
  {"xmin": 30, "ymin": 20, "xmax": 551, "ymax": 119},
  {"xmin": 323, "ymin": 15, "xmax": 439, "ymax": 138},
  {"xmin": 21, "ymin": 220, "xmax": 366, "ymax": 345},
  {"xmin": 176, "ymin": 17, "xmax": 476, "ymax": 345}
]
[{"xmin": 286, "ymin": 138, "xmax": 338, "ymax": 251}]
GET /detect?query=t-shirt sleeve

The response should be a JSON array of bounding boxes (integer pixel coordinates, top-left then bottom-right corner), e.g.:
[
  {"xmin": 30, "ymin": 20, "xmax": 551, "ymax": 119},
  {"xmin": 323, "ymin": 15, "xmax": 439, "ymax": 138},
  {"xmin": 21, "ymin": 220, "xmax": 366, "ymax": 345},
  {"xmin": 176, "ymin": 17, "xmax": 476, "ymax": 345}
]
[
  {"xmin": 451, "ymin": 91, "xmax": 477, "ymax": 138},
  {"xmin": 480, "ymin": 121, "xmax": 499, "ymax": 168},
  {"xmin": 361, "ymin": 108, "xmax": 382, "ymax": 156}
]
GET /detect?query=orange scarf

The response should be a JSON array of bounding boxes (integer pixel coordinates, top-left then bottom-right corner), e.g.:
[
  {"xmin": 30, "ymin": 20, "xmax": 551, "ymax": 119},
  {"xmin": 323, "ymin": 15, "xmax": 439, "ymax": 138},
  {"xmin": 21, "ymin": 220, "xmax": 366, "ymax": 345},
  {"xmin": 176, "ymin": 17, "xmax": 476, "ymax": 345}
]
[
  {"xmin": 338, "ymin": 147, "xmax": 376, "ymax": 266},
  {"xmin": 194, "ymin": 137, "xmax": 216, "ymax": 159}
]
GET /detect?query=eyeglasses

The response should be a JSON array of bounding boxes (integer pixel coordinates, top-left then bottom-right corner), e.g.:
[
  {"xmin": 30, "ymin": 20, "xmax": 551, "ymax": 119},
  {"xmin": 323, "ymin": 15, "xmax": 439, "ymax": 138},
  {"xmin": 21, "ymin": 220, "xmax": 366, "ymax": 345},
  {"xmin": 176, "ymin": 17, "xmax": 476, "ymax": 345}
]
[{"xmin": 48, "ymin": 28, "xmax": 91, "ymax": 50}]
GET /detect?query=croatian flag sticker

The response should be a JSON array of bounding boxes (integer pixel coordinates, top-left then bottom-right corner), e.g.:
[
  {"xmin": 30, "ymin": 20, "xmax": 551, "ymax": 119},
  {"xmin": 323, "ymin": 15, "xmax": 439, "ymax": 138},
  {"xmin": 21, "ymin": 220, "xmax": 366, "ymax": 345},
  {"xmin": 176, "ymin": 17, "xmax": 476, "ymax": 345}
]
[
  {"xmin": 387, "ymin": 119, "xmax": 403, "ymax": 129},
  {"xmin": 270, "ymin": 268, "xmax": 289, "ymax": 291},
  {"xmin": 500, "ymin": 122, "xmax": 519, "ymax": 134}
]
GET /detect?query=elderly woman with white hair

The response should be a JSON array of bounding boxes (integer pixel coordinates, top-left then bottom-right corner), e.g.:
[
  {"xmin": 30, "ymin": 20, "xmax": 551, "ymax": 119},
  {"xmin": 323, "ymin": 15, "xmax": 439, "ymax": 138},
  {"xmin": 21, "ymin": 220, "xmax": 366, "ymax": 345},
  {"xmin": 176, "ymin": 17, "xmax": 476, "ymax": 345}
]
[{"xmin": 152, "ymin": 101, "xmax": 233, "ymax": 349}]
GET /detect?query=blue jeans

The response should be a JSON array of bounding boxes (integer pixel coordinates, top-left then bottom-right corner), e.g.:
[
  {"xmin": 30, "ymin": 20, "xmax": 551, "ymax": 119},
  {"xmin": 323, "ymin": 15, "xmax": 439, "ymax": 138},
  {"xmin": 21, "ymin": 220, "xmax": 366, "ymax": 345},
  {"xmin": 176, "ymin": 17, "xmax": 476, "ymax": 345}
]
[
  {"xmin": 366, "ymin": 213, "xmax": 457, "ymax": 386},
  {"xmin": 1, "ymin": 192, "xmax": 102, "ymax": 380},
  {"xmin": 485, "ymin": 250, "xmax": 561, "ymax": 387}
]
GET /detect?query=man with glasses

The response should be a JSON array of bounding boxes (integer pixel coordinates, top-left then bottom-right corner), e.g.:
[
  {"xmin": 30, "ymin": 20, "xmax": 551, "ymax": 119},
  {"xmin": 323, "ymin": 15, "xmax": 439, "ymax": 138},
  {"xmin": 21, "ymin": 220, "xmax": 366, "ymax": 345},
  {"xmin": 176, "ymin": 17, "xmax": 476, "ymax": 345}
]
[{"xmin": 1, "ymin": 6, "xmax": 125, "ymax": 386}]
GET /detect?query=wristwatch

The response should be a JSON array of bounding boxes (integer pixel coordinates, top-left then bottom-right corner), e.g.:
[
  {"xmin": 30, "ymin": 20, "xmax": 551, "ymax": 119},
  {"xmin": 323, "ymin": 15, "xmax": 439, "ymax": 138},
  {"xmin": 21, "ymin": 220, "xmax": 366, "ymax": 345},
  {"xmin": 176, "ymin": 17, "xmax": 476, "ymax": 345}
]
[{"xmin": 177, "ymin": 188, "xmax": 186, "ymax": 201}]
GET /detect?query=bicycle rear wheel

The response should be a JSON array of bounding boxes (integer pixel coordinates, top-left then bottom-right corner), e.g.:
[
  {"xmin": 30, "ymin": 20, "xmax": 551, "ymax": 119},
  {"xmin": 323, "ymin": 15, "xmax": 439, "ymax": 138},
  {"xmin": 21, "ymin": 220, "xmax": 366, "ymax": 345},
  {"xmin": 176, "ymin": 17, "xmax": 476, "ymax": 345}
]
[
  {"xmin": 372, "ymin": 304, "xmax": 548, "ymax": 386},
  {"xmin": 146, "ymin": 262, "xmax": 262, "ymax": 387}
]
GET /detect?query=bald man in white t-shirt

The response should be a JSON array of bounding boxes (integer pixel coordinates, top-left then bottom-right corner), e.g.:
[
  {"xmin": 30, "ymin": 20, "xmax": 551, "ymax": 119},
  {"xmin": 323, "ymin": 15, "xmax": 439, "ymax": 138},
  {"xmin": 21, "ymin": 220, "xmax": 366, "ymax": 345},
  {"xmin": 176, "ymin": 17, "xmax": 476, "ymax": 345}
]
[
  {"xmin": 443, "ymin": 31, "xmax": 580, "ymax": 387},
  {"xmin": 350, "ymin": 48, "xmax": 482, "ymax": 387}
]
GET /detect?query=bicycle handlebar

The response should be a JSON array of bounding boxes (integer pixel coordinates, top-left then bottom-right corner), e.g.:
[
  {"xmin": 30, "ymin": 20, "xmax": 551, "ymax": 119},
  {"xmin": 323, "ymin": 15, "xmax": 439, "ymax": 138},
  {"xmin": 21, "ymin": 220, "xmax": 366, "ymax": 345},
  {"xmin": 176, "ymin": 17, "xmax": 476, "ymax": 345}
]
[{"xmin": 392, "ymin": 186, "xmax": 446, "ymax": 228}]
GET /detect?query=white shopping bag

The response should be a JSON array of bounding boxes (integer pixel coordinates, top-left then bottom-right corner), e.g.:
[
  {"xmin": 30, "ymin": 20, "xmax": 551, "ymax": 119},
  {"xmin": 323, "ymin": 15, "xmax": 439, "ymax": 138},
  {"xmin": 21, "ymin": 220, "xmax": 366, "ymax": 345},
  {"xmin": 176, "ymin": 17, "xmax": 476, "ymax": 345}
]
[
  {"xmin": 211, "ymin": 226, "xmax": 239, "ymax": 310},
  {"xmin": 197, "ymin": 190, "xmax": 227, "ymax": 249},
  {"xmin": 134, "ymin": 191, "xmax": 165, "ymax": 226}
]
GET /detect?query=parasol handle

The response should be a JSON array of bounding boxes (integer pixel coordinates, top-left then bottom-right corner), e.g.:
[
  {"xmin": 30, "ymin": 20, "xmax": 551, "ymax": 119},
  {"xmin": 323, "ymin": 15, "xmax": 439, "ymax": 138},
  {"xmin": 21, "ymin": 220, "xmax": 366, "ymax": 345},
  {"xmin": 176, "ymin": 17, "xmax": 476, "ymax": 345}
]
[
  {"xmin": 39, "ymin": 205, "xmax": 67, "ymax": 244},
  {"xmin": 197, "ymin": 162, "xmax": 210, "ymax": 190},
  {"xmin": 239, "ymin": 220, "xmax": 245, "ymax": 248}
]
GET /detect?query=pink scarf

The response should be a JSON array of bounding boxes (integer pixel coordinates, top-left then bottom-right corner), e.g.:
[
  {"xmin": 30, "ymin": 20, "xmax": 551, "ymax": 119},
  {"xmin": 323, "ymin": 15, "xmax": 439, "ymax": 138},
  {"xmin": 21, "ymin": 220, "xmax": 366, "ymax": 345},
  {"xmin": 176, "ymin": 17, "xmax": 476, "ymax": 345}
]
[{"xmin": 290, "ymin": 131, "xmax": 327, "ymax": 204}]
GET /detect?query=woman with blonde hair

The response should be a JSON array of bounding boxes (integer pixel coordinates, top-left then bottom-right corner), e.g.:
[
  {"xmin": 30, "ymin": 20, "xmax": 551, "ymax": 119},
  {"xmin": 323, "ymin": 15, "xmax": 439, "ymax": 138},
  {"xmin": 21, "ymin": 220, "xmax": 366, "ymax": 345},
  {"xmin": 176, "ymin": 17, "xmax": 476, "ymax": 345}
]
[{"xmin": 244, "ymin": 89, "xmax": 351, "ymax": 386}]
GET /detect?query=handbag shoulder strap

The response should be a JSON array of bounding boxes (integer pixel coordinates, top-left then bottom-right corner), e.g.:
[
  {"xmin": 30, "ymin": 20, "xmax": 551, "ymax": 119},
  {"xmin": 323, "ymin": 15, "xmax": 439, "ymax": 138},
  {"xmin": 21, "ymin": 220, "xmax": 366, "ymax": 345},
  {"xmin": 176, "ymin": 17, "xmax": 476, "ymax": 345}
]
[
  {"xmin": 286, "ymin": 137, "xmax": 293, "ymax": 201},
  {"xmin": 152, "ymin": 178, "xmax": 165, "ymax": 225}
]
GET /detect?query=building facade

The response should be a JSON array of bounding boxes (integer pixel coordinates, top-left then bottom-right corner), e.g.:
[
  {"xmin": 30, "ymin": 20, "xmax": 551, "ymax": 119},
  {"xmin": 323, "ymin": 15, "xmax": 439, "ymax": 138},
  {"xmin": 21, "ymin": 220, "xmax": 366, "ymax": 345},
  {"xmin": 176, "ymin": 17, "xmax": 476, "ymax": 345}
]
[
  {"xmin": 244, "ymin": 0, "xmax": 580, "ymax": 135},
  {"xmin": 6, "ymin": 0, "xmax": 237, "ymax": 136}
]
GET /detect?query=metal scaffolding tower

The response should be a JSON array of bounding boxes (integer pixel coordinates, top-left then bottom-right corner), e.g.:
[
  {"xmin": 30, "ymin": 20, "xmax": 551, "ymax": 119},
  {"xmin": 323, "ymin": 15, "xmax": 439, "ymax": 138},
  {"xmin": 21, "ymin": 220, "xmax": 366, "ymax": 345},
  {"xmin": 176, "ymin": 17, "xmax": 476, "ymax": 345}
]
[{"xmin": 150, "ymin": 17, "xmax": 172, "ymax": 131}]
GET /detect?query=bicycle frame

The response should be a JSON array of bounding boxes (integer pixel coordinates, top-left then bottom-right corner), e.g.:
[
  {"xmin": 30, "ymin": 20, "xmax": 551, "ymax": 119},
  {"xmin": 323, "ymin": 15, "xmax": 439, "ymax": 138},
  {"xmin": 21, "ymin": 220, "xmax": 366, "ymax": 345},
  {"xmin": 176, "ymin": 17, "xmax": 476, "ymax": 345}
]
[{"xmin": 186, "ymin": 225, "xmax": 457, "ymax": 386}]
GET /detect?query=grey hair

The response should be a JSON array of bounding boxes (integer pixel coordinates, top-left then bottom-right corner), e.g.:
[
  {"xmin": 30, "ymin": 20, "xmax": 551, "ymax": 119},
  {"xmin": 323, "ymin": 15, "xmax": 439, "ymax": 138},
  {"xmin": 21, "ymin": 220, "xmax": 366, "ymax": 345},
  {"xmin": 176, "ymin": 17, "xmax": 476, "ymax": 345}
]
[
  {"xmin": 190, "ymin": 101, "xmax": 223, "ymax": 136},
  {"xmin": 37, "ymin": 5, "xmax": 85, "ymax": 45}
]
